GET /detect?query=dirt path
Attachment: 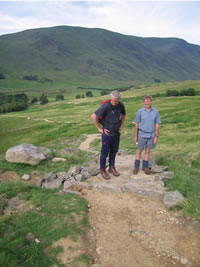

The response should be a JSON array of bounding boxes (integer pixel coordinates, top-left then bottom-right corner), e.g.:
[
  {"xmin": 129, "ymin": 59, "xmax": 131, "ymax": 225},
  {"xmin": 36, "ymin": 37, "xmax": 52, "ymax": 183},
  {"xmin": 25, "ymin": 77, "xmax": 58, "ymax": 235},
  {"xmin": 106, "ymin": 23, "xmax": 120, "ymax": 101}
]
[
  {"xmin": 80, "ymin": 134, "xmax": 200, "ymax": 267},
  {"xmin": 79, "ymin": 134, "xmax": 100, "ymax": 152}
]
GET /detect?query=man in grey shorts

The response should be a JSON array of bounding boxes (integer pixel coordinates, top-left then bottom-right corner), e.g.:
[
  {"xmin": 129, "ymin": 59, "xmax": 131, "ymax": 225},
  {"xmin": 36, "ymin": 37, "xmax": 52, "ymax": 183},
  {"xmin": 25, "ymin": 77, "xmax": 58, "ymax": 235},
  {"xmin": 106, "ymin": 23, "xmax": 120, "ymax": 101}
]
[{"xmin": 133, "ymin": 96, "xmax": 161, "ymax": 175}]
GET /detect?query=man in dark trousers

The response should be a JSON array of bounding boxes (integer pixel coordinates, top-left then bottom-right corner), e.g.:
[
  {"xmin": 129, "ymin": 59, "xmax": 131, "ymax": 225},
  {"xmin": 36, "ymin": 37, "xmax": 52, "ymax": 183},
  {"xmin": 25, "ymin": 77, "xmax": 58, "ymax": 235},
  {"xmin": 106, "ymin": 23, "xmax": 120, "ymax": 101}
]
[
  {"xmin": 91, "ymin": 90, "xmax": 126, "ymax": 179},
  {"xmin": 133, "ymin": 95, "xmax": 161, "ymax": 175}
]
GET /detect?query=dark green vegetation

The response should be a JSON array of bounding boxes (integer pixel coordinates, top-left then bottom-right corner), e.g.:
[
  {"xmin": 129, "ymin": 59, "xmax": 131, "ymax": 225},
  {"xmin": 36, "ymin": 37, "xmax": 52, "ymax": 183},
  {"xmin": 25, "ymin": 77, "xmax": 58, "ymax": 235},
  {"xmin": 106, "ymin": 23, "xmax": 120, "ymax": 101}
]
[
  {"xmin": 1, "ymin": 25, "xmax": 200, "ymax": 89},
  {"xmin": 0, "ymin": 183, "xmax": 90, "ymax": 266},
  {"xmin": 0, "ymin": 92, "xmax": 29, "ymax": 113}
]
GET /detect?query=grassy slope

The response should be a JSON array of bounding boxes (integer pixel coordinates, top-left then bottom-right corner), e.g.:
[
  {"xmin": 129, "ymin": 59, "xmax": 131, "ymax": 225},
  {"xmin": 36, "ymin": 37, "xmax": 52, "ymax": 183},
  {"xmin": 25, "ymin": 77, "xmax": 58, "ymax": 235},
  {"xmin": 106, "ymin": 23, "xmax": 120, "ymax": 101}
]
[{"xmin": 1, "ymin": 26, "xmax": 200, "ymax": 85}]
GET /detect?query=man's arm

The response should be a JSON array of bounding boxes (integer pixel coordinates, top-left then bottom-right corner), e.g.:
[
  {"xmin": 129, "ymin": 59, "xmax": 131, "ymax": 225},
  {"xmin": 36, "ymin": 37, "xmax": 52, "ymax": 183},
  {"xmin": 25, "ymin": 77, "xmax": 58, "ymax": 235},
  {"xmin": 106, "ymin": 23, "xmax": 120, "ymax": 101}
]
[
  {"xmin": 91, "ymin": 113, "xmax": 109, "ymax": 135},
  {"xmin": 154, "ymin": 123, "xmax": 160, "ymax": 144},
  {"xmin": 119, "ymin": 115, "xmax": 126, "ymax": 132},
  {"xmin": 134, "ymin": 123, "xmax": 139, "ymax": 144}
]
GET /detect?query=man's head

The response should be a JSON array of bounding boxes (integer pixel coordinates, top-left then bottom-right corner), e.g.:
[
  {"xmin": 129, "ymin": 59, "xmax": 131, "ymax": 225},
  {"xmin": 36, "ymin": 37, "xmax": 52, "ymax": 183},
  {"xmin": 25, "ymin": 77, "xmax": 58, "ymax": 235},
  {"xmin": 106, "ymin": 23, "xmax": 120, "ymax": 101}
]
[
  {"xmin": 110, "ymin": 90, "xmax": 120, "ymax": 106},
  {"xmin": 144, "ymin": 96, "xmax": 152, "ymax": 109}
]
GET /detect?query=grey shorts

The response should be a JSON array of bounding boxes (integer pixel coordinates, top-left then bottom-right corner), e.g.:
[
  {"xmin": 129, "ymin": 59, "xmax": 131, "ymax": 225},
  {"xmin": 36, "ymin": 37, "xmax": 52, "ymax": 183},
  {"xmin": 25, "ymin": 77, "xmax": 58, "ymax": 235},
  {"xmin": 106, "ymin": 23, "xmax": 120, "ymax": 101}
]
[{"xmin": 138, "ymin": 136, "xmax": 156, "ymax": 151}]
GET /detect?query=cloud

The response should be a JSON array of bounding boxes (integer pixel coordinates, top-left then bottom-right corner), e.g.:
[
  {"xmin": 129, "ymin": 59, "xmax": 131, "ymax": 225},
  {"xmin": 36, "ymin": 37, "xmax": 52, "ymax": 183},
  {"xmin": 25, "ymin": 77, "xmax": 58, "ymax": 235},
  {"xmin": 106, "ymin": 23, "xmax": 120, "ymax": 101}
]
[{"xmin": 0, "ymin": 1, "xmax": 200, "ymax": 45}]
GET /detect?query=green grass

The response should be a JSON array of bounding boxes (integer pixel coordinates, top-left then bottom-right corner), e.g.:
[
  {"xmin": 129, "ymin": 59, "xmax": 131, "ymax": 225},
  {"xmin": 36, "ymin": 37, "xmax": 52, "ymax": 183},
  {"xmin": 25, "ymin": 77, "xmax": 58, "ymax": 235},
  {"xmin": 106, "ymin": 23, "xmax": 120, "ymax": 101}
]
[
  {"xmin": 0, "ymin": 79, "xmax": 200, "ymax": 267},
  {"xmin": 0, "ymin": 182, "xmax": 90, "ymax": 266}
]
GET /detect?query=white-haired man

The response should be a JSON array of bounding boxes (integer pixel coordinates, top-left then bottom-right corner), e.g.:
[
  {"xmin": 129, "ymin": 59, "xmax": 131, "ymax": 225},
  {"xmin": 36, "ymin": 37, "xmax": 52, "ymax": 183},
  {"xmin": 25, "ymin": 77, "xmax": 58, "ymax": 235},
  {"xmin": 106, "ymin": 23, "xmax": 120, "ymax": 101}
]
[{"xmin": 91, "ymin": 90, "xmax": 126, "ymax": 179}]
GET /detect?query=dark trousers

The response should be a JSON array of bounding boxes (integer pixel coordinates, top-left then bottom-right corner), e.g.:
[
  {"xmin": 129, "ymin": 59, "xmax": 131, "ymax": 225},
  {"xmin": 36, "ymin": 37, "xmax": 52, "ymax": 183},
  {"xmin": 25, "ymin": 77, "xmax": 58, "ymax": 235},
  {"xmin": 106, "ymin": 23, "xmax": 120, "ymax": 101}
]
[{"xmin": 100, "ymin": 134, "xmax": 120, "ymax": 169}]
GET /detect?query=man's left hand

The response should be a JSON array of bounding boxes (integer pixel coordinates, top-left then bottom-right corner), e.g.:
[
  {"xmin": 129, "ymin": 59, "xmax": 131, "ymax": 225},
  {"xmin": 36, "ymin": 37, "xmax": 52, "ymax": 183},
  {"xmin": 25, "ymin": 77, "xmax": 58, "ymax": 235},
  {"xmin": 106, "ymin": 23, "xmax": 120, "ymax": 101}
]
[{"xmin": 154, "ymin": 136, "xmax": 158, "ymax": 144}]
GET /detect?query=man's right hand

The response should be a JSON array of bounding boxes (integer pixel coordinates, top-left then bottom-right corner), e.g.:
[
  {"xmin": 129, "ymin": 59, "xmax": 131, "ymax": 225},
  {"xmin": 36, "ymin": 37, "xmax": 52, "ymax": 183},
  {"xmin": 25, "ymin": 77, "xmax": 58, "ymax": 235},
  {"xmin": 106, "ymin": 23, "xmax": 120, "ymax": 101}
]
[
  {"xmin": 134, "ymin": 136, "xmax": 138, "ymax": 144},
  {"xmin": 99, "ymin": 128, "xmax": 109, "ymax": 135}
]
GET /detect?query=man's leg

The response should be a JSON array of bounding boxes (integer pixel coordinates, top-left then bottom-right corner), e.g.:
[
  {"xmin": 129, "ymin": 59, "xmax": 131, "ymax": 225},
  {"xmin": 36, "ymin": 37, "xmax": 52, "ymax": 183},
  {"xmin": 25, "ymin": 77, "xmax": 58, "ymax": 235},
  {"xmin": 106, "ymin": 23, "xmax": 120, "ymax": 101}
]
[
  {"xmin": 133, "ymin": 136, "xmax": 145, "ymax": 174},
  {"xmin": 100, "ymin": 135, "xmax": 111, "ymax": 179},
  {"xmin": 133, "ymin": 148, "xmax": 142, "ymax": 174},
  {"xmin": 108, "ymin": 135, "xmax": 120, "ymax": 176},
  {"xmin": 142, "ymin": 147, "xmax": 151, "ymax": 174}
]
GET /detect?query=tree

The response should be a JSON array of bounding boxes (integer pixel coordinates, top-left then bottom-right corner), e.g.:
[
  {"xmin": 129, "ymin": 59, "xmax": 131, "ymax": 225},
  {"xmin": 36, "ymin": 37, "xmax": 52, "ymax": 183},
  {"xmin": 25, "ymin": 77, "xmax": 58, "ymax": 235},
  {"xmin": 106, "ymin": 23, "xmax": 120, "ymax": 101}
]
[
  {"xmin": 86, "ymin": 91, "xmax": 93, "ymax": 97},
  {"xmin": 40, "ymin": 93, "xmax": 49, "ymax": 104},
  {"xmin": 76, "ymin": 94, "xmax": 80, "ymax": 99},
  {"xmin": 31, "ymin": 97, "xmax": 38, "ymax": 104},
  {"xmin": 56, "ymin": 94, "xmax": 64, "ymax": 101},
  {"xmin": 0, "ymin": 73, "xmax": 5, "ymax": 79}
]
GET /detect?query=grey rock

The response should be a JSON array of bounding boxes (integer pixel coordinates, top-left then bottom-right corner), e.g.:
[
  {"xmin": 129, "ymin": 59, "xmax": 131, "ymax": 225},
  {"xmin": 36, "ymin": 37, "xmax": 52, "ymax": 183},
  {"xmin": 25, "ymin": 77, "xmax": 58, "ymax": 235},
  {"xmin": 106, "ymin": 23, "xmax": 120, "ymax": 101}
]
[
  {"xmin": 151, "ymin": 165, "xmax": 168, "ymax": 173},
  {"xmin": 63, "ymin": 180, "xmax": 77, "ymax": 190},
  {"xmin": 40, "ymin": 172, "xmax": 63, "ymax": 189},
  {"xmin": 88, "ymin": 166, "xmax": 99, "ymax": 176},
  {"xmin": 38, "ymin": 147, "xmax": 53, "ymax": 159},
  {"xmin": 68, "ymin": 166, "xmax": 81, "ymax": 176},
  {"xmin": 52, "ymin": 157, "xmax": 67, "ymax": 162},
  {"xmin": 80, "ymin": 167, "xmax": 91, "ymax": 179},
  {"xmin": 21, "ymin": 174, "xmax": 30, "ymax": 180},
  {"xmin": 74, "ymin": 174, "xmax": 83, "ymax": 182},
  {"xmin": 149, "ymin": 159, "xmax": 156, "ymax": 168},
  {"xmin": 155, "ymin": 171, "xmax": 174, "ymax": 184},
  {"xmin": 180, "ymin": 256, "xmax": 189, "ymax": 265},
  {"xmin": 56, "ymin": 172, "xmax": 69, "ymax": 180},
  {"xmin": 5, "ymin": 144, "xmax": 46, "ymax": 165},
  {"xmin": 163, "ymin": 190, "xmax": 184, "ymax": 208}
]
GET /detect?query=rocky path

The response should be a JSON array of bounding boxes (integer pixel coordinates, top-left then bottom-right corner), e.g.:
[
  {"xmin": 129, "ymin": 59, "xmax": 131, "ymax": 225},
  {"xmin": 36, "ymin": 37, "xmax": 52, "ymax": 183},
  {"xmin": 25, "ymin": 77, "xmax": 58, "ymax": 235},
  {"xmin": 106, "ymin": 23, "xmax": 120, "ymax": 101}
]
[{"xmin": 79, "ymin": 134, "xmax": 200, "ymax": 267}]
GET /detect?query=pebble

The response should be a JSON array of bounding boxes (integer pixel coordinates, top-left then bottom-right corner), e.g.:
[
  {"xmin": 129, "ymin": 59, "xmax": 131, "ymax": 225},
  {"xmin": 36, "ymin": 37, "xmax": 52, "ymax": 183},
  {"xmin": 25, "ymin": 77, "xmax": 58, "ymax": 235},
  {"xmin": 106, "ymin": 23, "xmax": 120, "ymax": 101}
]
[
  {"xmin": 21, "ymin": 174, "xmax": 30, "ymax": 180},
  {"xmin": 180, "ymin": 256, "xmax": 188, "ymax": 265}
]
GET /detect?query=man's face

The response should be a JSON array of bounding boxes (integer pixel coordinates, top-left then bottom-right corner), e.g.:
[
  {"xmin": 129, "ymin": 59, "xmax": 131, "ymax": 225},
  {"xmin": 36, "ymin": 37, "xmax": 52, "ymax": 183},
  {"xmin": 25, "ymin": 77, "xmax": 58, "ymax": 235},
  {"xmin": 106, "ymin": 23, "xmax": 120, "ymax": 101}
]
[
  {"xmin": 111, "ymin": 97, "xmax": 120, "ymax": 106},
  {"xmin": 144, "ymin": 98, "xmax": 152, "ymax": 109}
]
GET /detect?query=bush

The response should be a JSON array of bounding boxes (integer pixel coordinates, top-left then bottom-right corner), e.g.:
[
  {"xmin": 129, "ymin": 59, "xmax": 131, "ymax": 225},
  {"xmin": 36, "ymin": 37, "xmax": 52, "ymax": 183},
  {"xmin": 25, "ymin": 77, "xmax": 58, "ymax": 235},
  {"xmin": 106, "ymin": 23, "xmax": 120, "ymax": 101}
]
[
  {"xmin": 56, "ymin": 94, "xmax": 64, "ymax": 101},
  {"xmin": 86, "ymin": 91, "xmax": 93, "ymax": 97},
  {"xmin": 31, "ymin": 97, "xmax": 38, "ymax": 104},
  {"xmin": 166, "ymin": 88, "xmax": 196, "ymax": 97},
  {"xmin": 23, "ymin": 74, "xmax": 38, "ymax": 81},
  {"xmin": 0, "ymin": 93, "xmax": 29, "ymax": 113},
  {"xmin": 76, "ymin": 94, "xmax": 81, "ymax": 99},
  {"xmin": 39, "ymin": 93, "xmax": 48, "ymax": 104}
]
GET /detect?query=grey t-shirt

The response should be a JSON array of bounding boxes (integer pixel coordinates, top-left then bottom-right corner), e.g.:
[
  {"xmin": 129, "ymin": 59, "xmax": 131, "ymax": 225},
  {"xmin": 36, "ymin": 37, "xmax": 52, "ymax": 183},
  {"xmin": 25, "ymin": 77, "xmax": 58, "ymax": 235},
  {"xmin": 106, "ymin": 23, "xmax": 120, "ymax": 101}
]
[{"xmin": 134, "ymin": 107, "xmax": 161, "ymax": 138}]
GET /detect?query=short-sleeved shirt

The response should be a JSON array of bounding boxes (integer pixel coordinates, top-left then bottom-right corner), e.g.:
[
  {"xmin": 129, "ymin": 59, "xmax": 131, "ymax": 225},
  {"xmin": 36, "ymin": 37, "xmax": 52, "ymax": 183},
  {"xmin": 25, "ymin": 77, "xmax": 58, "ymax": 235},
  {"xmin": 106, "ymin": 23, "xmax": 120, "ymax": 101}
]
[
  {"xmin": 95, "ymin": 101, "xmax": 126, "ymax": 136},
  {"xmin": 134, "ymin": 107, "xmax": 161, "ymax": 138}
]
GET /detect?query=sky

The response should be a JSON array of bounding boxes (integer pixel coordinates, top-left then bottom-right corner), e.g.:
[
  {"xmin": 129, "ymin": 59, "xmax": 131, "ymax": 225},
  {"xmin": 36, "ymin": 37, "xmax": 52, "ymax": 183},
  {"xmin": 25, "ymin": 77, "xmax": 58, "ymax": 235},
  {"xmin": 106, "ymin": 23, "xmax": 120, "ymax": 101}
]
[{"xmin": 0, "ymin": 1, "xmax": 200, "ymax": 45}]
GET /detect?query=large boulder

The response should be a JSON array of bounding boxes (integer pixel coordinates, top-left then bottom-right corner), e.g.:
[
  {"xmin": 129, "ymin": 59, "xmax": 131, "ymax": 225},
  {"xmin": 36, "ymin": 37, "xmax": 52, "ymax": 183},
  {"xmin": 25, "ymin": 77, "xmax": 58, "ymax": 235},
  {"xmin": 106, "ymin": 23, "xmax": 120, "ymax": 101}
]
[
  {"xmin": 163, "ymin": 190, "xmax": 184, "ymax": 208},
  {"xmin": 5, "ymin": 144, "xmax": 46, "ymax": 165}
]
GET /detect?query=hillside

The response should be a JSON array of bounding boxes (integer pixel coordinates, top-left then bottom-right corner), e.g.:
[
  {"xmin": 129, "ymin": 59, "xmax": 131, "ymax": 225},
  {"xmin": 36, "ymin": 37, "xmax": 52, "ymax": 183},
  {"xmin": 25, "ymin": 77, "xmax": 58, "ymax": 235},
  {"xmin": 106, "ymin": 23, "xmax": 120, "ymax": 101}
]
[{"xmin": 1, "ymin": 26, "xmax": 200, "ymax": 84}]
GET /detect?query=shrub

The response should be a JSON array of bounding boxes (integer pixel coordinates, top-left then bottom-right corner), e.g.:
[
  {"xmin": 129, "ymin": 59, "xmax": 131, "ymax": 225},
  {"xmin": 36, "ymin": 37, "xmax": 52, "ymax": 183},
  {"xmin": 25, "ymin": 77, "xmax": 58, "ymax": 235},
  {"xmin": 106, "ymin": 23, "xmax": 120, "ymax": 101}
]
[
  {"xmin": 39, "ymin": 93, "xmax": 48, "ymax": 104},
  {"xmin": 86, "ymin": 91, "xmax": 93, "ymax": 97},
  {"xmin": 56, "ymin": 94, "xmax": 64, "ymax": 101}
]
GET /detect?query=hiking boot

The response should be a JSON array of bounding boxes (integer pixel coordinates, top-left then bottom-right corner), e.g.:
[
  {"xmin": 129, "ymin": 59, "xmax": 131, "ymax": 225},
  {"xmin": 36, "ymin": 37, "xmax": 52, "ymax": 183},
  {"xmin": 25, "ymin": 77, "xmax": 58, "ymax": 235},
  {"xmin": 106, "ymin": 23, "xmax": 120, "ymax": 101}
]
[
  {"xmin": 108, "ymin": 166, "xmax": 120, "ymax": 176},
  {"xmin": 100, "ymin": 169, "xmax": 110, "ymax": 180},
  {"xmin": 133, "ymin": 168, "xmax": 139, "ymax": 175},
  {"xmin": 143, "ymin": 168, "xmax": 151, "ymax": 175}
]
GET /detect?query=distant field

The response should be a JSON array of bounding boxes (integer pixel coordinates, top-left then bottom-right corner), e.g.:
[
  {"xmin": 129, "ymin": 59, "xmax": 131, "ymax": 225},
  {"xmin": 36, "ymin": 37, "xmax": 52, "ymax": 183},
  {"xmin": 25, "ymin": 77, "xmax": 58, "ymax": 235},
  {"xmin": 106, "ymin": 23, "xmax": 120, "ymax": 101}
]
[{"xmin": 0, "ymin": 79, "xmax": 200, "ymax": 220}]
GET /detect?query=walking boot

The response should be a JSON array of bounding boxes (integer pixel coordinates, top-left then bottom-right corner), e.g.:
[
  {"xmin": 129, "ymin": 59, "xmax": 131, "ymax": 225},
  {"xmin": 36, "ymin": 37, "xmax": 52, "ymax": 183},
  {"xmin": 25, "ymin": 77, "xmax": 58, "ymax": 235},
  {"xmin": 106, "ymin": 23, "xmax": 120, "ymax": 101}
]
[
  {"xmin": 133, "ymin": 159, "xmax": 140, "ymax": 175},
  {"xmin": 133, "ymin": 168, "xmax": 139, "ymax": 175},
  {"xmin": 108, "ymin": 166, "xmax": 120, "ymax": 176},
  {"xmin": 142, "ymin": 167, "xmax": 151, "ymax": 175},
  {"xmin": 100, "ymin": 169, "xmax": 110, "ymax": 180},
  {"xmin": 142, "ymin": 160, "xmax": 151, "ymax": 175}
]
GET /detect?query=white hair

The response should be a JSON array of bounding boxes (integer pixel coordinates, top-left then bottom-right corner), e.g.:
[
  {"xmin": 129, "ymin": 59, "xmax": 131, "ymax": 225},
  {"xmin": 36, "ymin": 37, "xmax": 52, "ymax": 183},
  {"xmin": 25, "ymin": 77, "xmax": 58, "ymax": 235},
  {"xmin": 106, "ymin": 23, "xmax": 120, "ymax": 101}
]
[{"xmin": 111, "ymin": 90, "xmax": 120, "ymax": 99}]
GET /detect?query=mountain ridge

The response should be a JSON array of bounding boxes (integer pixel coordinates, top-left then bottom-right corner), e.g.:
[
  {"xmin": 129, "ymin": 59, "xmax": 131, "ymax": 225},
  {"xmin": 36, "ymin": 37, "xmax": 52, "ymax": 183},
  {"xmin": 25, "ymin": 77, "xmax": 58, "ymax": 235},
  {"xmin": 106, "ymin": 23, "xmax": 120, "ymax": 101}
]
[{"xmin": 1, "ymin": 25, "xmax": 200, "ymax": 84}]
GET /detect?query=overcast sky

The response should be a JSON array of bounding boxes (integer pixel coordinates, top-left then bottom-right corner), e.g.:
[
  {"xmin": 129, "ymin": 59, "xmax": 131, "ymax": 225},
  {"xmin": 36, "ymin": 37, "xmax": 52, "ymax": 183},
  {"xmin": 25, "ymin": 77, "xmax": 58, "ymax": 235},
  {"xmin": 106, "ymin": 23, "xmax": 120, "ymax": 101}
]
[{"xmin": 0, "ymin": 1, "xmax": 200, "ymax": 45}]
